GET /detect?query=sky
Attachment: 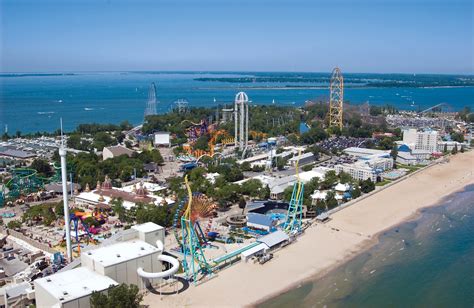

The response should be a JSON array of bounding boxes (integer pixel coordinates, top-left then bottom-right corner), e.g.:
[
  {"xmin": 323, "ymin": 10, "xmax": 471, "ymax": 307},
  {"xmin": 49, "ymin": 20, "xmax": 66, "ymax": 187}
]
[{"xmin": 0, "ymin": 0, "xmax": 473, "ymax": 74}]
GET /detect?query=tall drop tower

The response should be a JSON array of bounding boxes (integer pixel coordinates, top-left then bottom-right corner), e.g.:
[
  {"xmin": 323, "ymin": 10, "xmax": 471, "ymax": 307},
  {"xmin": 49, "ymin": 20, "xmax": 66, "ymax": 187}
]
[
  {"xmin": 329, "ymin": 68, "xmax": 344, "ymax": 129},
  {"xmin": 234, "ymin": 92, "xmax": 249, "ymax": 151},
  {"xmin": 144, "ymin": 82, "xmax": 158, "ymax": 118}
]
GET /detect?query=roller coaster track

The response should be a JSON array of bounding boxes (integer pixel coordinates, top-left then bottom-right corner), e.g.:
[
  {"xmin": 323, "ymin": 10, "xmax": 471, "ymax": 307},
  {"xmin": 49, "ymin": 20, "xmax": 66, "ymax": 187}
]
[
  {"xmin": 283, "ymin": 150, "xmax": 304, "ymax": 233},
  {"xmin": 419, "ymin": 103, "xmax": 452, "ymax": 114}
]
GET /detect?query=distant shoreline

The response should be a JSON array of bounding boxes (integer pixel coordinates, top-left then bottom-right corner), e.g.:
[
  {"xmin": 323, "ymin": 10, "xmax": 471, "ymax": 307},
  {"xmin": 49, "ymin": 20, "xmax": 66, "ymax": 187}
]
[{"xmin": 196, "ymin": 85, "xmax": 474, "ymax": 91}]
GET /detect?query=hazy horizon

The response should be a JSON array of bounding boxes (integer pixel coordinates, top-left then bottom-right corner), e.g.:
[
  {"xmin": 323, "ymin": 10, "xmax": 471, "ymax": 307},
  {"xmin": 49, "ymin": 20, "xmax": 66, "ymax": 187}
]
[{"xmin": 1, "ymin": 70, "xmax": 473, "ymax": 76}]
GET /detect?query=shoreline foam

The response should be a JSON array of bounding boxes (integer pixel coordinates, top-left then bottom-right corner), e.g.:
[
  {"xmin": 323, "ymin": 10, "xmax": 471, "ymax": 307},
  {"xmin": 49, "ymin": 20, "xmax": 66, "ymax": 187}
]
[{"xmin": 147, "ymin": 151, "xmax": 474, "ymax": 308}]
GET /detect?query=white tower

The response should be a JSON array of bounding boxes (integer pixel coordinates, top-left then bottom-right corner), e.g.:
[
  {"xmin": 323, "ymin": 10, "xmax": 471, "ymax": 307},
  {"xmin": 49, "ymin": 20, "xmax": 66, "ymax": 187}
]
[
  {"xmin": 59, "ymin": 119, "xmax": 72, "ymax": 261},
  {"xmin": 234, "ymin": 92, "xmax": 249, "ymax": 151}
]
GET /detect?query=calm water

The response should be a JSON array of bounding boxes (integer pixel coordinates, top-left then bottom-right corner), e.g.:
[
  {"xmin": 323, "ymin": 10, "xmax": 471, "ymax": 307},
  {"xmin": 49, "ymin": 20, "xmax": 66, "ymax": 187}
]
[
  {"xmin": 259, "ymin": 184, "xmax": 474, "ymax": 308},
  {"xmin": 0, "ymin": 72, "xmax": 473, "ymax": 133}
]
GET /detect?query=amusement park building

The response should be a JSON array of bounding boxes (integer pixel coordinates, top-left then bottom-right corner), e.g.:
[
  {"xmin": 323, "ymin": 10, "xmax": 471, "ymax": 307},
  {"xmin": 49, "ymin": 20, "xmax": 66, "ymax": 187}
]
[
  {"xmin": 34, "ymin": 267, "xmax": 118, "ymax": 308},
  {"xmin": 153, "ymin": 132, "xmax": 171, "ymax": 147},
  {"xmin": 102, "ymin": 145, "xmax": 135, "ymax": 160},
  {"xmin": 74, "ymin": 181, "xmax": 173, "ymax": 210},
  {"xmin": 35, "ymin": 223, "xmax": 173, "ymax": 308}
]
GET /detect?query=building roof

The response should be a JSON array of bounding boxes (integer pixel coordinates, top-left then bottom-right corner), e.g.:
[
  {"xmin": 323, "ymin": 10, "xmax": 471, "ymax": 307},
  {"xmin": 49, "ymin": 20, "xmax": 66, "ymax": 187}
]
[
  {"xmin": 143, "ymin": 162, "xmax": 158, "ymax": 172},
  {"xmin": 247, "ymin": 213, "xmax": 273, "ymax": 228},
  {"xmin": 103, "ymin": 145, "xmax": 134, "ymax": 157},
  {"xmin": 0, "ymin": 148, "xmax": 36, "ymax": 159},
  {"xmin": 311, "ymin": 190, "xmax": 328, "ymax": 200},
  {"xmin": 257, "ymin": 230, "xmax": 289, "ymax": 248},
  {"xmin": 45, "ymin": 182, "xmax": 81, "ymax": 193},
  {"xmin": 3, "ymin": 281, "xmax": 32, "ymax": 299},
  {"xmin": 154, "ymin": 132, "xmax": 171, "ymax": 145},
  {"xmin": 132, "ymin": 222, "xmax": 163, "ymax": 234},
  {"xmin": 343, "ymin": 147, "xmax": 389, "ymax": 157},
  {"xmin": 288, "ymin": 152, "xmax": 314, "ymax": 162},
  {"xmin": 241, "ymin": 243, "xmax": 268, "ymax": 258},
  {"xmin": 298, "ymin": 169, "xmax": 327, "ymax": 183},
  {"xmin": 82, "ymin": 240, "xmax": 158, "ymax": 267},
  {"xmin": 397, "ymin": 152, "xmax": 416, "ymax": 160},
  {"xmin": 34, "ymin": 267, "xmax": 117, "ymax": 303},
  {"xmin": 398, "ymin": 144, "xmax": 412, "ymax": 152},
  {"xmin": 334, "ymin": 183, "xmax": 351, "ymax": 192}
]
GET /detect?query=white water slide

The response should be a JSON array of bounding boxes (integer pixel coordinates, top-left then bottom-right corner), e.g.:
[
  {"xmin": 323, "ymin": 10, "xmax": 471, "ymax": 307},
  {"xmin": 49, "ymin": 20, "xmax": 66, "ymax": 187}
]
[{"xmin": 137, "ymin": 240, "xmax": 180, "ymax": 279}]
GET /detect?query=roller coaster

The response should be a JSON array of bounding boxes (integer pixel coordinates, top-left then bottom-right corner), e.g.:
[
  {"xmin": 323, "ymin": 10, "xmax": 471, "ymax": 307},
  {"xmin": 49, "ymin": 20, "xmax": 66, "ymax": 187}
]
[
  {"xmin": 0, "ymin": 165, "xmax": 61, "ymax": 206},
  {"xmin": 176, "ymin": 176, "xmax": 215, "ymax": 283},
  {"xmin": 419, "ymin": 103, "xmax": 453, "ymax": 114},
  {"xmin": 283, "ymin": 151, "xmax": 304, "ymax": 234}
]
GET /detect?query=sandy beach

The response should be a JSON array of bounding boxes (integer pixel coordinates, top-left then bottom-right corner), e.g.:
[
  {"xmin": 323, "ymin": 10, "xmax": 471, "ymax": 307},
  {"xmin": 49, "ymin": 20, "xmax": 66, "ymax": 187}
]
[{"xmin": 147, "ymin": 151, "xmax": 474, "ymax": 308}]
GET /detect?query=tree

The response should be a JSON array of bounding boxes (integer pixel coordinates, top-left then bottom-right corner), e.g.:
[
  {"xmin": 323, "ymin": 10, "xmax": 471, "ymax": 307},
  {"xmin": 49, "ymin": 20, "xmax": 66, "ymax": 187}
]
[
  {"xmin": 338, "ymin": 171, "xmax": 352, "ymax": 184},
  {"xmin": 320, "ymin": 170, "xmax": 338, "ymax": 190},
  {"xmin": 7, "ymin": 220, "xmax": 22, "ymax": 230},
  {"xmin": 262, "ymin": 185, "xmax": 270, "ymax": 199},
  {"xmin": 93, "ymin": 132, "xmax": 116, "ymax": 151},
  {"xmin": 390, "ymin": 145, "xmax": 398, "ymax": 161},
  {"xmin": 90, "ymin": 283, "xmax": 143, "ymax": 308},
  {"xmin": 451, "ymin": 144, "xmax": 458, "ymax": 155},
  {"xmin": 450, "ymin": 132, "xmax": 464, "ymax": 143},
  {"xmin": 67, "ymin": 134, "xmax": 82, "ymax": 149},
  {"xmin": 238, "ymin": 196, "xmax": 246, "ymax": 209},
  {"xmin": 325, "ymin": 191, "xmax": 338, "ymax": 210},
  {"xmin": 352, "ymin": 185, "xmax": 362, "ymax": 199},
  {"xmin": 282, "ymin": 186, "xmax": 294, "ymax": 202},
  {"xmin": 55, "ymin": 201, "xmax": 64, "ymax": 217},
  {"xmin": 315, "ymin": 199, "xmax": 327, "ymax": 214},
  {"xmin": 30, "ymin": 159, "xmax": 53, "ymax": 177},
  {"xmin": 240, "ymin": 161, "xmax": 252, "ymax": 172},
  {"xmin": 241, "ymin": 179, "xmax": 263, "ymax": 198},
  {"xmin": 276, "ymin": 157, "xmax": 288, "ymax": 170},
  {"xmin": 360, "ymin": 179, "xmax": 375, "ymax": 193}
]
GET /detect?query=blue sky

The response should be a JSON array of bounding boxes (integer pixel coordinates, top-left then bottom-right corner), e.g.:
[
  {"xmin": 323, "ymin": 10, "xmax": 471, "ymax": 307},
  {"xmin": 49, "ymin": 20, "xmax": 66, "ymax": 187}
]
[{"xmin": 1, "ymin": 0, "xmax": 472, "ymax": 74}]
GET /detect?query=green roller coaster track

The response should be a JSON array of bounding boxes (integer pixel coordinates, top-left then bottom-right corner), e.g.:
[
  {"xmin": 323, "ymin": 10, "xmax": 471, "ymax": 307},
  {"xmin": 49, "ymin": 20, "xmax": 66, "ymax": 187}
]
[{"xmin": 0, "ymin": 164, "xmax": 62, "ymax": 206}]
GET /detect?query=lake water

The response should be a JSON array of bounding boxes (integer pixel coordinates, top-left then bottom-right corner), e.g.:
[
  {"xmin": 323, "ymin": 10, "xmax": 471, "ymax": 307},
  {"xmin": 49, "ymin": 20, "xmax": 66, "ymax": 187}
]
[
  {"xmin": 258, "ymin": 184, "xmax": 474, "ymax": 308},
  {"xmin": 0, "ymin": 72, "xmax": 473, "ymax": 133}
]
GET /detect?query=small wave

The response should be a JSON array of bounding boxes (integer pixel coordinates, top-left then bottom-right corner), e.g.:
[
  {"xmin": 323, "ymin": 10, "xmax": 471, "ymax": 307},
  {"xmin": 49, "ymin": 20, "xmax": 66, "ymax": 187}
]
[
  {"xmin": 37, "ymin": 111, "xmax": 56, "ymax": 115},
  {"xmin": 84, "ymin": 107, "xmax": 94, "ymax": 111}
]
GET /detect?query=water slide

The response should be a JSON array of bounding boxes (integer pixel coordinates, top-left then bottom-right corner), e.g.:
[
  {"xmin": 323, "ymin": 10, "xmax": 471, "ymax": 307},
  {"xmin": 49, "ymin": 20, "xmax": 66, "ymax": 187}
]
[{"xmin": 137, "ymin": 240, "xmax": 180, "ymax": 280}]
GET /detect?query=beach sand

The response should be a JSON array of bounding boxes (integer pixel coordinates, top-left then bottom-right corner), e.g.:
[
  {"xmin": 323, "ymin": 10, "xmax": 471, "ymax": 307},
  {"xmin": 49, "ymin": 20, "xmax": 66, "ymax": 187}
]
[{"xmin": 146, "ymin": 151, "xmax": 474, "ymax": 308}]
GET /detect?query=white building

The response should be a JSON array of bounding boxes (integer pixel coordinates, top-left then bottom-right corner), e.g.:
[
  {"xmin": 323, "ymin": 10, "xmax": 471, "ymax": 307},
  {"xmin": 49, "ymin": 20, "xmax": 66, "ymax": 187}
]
[
  {"xmin": 35, "ymin": 223, "xmax": 177, "ymax": 308},
  {"xmin": 437, "ymin": 141, "xmax": 464, "ymax": 152},
  {"xmin": 154, "ymin": 132, "xmax": 171, "ymax": 147},
  {"xmin": 402, "ymin": 128, "xmax": 438, "ymax": 153},
  {"xmin": 335, "ymin": 156, "xmax": 393, "ymax": 182},
  {"xmin": 311, "ymin": 190, "xmax": 328, "ymax": 205},
  {"xmin": 343, "ymin": 147, "xmax": 389, "ymax": 158},
  {"xmin": 81, "ymin": 240, "xmax": 162, "ymax": 288},
  {"xmin": 396, "ymin": 152, "xmax": 418, "ymax": 165},
  {"xmin": 34, "ymin": 267, "xmax": 118, "ymax": 308}
]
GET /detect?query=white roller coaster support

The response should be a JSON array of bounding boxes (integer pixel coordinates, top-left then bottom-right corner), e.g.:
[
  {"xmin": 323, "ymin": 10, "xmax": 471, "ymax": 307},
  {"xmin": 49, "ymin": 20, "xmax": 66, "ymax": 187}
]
[{"xmin": 137, "ymin": 240, "xmax": 180, "ymax": 279}]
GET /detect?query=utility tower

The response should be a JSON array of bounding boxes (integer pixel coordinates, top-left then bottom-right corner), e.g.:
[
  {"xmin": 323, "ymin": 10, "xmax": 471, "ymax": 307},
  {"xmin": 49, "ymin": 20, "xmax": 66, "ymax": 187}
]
[
  {"xmin": 234, "ymin": 92, "xmax": 249, "ymax": 151},
  {"xmin": 329, "ymin": 68, "xmax": 344, "ymax": 129},
  {"xmin": 144, "ymin": 82, "xmax": 158, "ymax": 117}
]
